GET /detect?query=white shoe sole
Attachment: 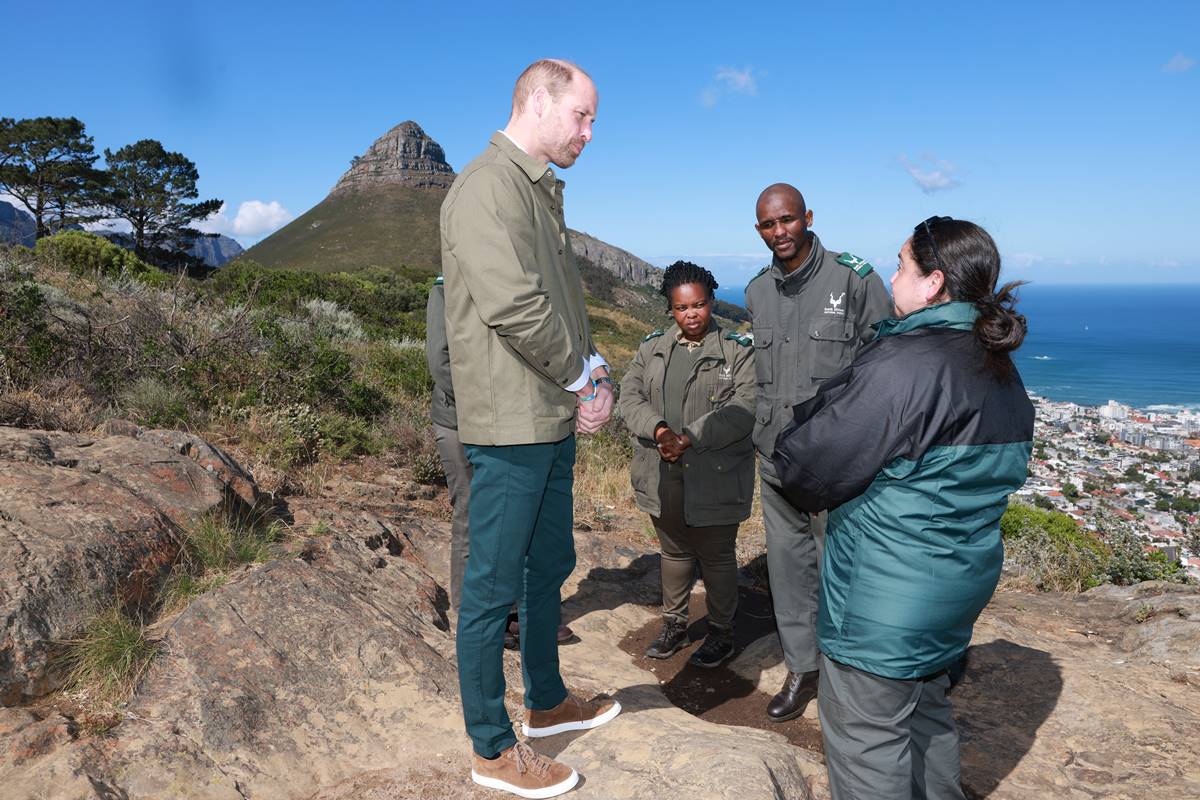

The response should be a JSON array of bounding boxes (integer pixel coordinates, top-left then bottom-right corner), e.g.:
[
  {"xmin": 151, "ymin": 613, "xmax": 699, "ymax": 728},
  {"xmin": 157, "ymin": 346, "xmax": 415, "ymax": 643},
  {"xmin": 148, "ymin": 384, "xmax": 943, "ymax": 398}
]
[
  {"xmin": 521, "ymin": 700, "xmax": 622, "ymax": 737},
  {"xmin": 471, "ymin": 767, "xmax": 579, "ymax": 798}
]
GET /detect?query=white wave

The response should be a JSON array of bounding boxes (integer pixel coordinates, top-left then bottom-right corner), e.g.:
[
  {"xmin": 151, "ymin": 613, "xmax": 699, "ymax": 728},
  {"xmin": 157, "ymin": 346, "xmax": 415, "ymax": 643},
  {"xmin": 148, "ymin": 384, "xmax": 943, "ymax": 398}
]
[{"xmin": 1032, "ymin": 355, "xmax": 1053, "ymax": 361}]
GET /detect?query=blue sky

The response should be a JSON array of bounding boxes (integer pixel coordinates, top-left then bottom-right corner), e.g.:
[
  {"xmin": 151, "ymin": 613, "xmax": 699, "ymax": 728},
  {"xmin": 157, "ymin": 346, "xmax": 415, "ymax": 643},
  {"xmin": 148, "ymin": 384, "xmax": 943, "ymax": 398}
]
[{"xmin": 5, "ymin": 1, "xmax": 1198, "ymax": 285}]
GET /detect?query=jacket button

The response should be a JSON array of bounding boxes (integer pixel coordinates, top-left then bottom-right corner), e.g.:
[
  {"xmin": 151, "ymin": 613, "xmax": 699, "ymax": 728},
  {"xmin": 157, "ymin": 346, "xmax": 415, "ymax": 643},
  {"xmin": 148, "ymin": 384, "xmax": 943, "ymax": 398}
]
[{"xmin": 544, "ymin": 360, "xmax": 550, "ymax": 367}]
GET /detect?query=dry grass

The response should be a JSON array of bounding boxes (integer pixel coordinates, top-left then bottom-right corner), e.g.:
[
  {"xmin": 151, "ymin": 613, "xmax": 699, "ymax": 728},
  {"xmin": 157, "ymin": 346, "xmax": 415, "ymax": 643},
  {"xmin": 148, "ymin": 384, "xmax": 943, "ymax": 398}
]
[
  {"xmin": 0, "ymin": 380, "xmax": 102, "ymax": 433},
  {"xmin": 573, "ymin": 426, "xmax": 639, "ymax": 531}
]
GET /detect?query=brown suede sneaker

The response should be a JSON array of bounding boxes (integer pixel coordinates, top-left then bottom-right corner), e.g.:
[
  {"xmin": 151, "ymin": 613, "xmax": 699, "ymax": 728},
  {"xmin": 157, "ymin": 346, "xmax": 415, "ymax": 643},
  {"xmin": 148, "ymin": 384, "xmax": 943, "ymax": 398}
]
[
  {"xmin": 470, "ymin": 741, "xmax": 578, "ymax": 799},
  {"xmin": 521, "ymin": 692, "xmax": 622, "ymax": 738}
]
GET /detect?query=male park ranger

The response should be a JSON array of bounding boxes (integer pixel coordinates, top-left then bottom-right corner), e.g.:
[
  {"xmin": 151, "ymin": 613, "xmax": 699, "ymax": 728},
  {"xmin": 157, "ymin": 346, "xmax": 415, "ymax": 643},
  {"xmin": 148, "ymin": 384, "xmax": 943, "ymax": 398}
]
[
  {"xmin": 745, "ymin": 183, "xmax": 892, "ymax": 722},
  {"xmin": 440, "ymin": 59, "xmax": 620, "ymax": 798}
]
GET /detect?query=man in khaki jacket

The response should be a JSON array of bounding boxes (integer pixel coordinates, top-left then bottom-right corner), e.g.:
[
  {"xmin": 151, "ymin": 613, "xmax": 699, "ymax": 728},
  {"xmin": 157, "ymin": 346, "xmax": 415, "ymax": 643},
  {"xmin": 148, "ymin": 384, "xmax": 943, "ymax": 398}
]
[{"xmin": 440, "ymin": 58, "xmax": 620, "ymax": 799}]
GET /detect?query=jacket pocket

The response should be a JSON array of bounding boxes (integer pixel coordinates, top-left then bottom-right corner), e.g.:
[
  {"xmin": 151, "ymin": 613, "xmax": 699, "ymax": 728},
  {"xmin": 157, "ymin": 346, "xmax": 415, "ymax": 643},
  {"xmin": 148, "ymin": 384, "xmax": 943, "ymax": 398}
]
[
  {"xmin": 752, "ymin": 328, "xmax": 773, "ymax": 386},
  {"xmin": 630, "ymin": 441, "xmax": 658, "ymax": 504},
  {"xmin": 709, "ymin": 447, "xmax": 754, "ymax": 506},
  {"xmin": 752, "ymin": 399, "xmax": 774, "ymax": 456},
  {"xmin": 808, "ymin": 319, "xmax": 854, "ymax": 380}
]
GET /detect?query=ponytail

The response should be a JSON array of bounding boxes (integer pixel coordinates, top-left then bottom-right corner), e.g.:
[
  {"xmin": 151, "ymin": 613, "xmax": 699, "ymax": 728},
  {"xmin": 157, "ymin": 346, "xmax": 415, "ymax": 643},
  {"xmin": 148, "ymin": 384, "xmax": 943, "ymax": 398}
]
[{"xmin": 973, "ymin": 280, "xmax": 1027, "ymax": 381}]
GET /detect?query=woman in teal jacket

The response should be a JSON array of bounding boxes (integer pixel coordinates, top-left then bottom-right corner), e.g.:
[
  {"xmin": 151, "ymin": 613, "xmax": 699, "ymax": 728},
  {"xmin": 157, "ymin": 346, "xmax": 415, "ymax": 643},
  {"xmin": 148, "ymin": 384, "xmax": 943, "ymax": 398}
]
[{"xmin": 773, "ymin": 218, "xmax": 1034, "ymax": 800}]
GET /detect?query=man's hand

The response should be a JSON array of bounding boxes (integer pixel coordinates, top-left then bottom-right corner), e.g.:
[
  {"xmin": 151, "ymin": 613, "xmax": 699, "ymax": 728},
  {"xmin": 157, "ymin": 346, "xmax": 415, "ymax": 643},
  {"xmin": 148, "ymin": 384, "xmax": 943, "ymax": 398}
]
[{"xmin": 576, "ymin": 374, "xmax": 613, "ymax": 434}]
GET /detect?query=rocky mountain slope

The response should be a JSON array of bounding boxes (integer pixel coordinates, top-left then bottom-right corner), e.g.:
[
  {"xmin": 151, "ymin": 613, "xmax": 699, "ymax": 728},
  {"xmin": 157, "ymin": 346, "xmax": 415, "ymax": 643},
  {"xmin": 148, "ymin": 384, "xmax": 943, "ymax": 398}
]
[
  {"xmin": 2, "ymin": 424, "xmax": 1198, "ymax": 799},
  {"xmin": 0, "ymin": 201, "xmax": 36, "ymax": 248},
  {"xmin": 241, "ymin": 121, "xmax": 665, "ymax": 291}
]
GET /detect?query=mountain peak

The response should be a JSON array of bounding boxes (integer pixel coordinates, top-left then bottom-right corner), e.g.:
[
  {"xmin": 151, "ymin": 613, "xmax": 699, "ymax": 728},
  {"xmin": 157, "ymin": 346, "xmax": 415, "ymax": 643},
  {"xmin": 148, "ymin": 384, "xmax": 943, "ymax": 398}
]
[{"xmin": 331, "ymin": 121, "xmax": 455, "ymax": 195}]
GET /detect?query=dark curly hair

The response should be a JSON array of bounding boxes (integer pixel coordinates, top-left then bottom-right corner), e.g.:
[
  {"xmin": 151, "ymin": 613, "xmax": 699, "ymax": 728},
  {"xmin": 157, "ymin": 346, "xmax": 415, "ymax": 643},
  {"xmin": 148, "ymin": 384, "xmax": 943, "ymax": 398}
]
[
  {"xmin": 659, "ymin": 260, "xmax": 719, "ymax": 308},
  {"xmin": 910, "ymin": 217, "xmax": 1027, "ymax": 381}
]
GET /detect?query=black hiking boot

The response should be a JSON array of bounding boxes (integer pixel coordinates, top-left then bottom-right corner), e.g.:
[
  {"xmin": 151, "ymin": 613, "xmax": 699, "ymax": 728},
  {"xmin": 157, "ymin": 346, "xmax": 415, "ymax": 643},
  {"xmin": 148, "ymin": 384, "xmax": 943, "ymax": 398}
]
[
  {"xmin": 688, "ymin": 625, "xmax": 734, "ymax": 669},
  {"xmin": 645, "ymin": 618, "xmax": 688, "ymax": 659}
]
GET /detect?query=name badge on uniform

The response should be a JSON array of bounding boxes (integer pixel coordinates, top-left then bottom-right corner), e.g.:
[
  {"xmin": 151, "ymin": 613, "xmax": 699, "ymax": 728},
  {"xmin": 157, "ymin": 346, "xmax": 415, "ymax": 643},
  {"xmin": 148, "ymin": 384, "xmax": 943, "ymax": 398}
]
[{"xmin": 718, "ymin": 364, "xmax": 733, "ymax": 382}]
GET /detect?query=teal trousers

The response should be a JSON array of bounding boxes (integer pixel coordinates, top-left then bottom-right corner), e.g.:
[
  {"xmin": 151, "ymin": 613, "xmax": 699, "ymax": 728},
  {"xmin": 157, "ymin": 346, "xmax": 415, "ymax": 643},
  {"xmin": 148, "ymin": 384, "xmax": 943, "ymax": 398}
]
[{"xmin": 457, "ymin": 436, "xmax": 576, "ymax": 757}]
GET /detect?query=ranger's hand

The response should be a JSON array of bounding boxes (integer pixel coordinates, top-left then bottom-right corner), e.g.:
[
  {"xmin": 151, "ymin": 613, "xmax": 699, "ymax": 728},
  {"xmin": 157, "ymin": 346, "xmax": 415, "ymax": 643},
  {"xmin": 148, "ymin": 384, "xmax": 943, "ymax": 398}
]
[{"xmin": 658, "ymin": 431, "xmax": 690, "ymax": 462}]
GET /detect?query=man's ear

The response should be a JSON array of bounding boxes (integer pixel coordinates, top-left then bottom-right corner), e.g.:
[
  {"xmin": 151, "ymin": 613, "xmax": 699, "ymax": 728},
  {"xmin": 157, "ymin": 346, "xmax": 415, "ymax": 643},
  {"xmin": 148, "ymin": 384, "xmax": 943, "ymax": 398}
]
[
  {"xmin": 805, "ymin": 209, "xmax": 814, "ymax": 227},
  {"xmin": 530, "ymin": 86, "xmax": 550, "ymax": 118}
]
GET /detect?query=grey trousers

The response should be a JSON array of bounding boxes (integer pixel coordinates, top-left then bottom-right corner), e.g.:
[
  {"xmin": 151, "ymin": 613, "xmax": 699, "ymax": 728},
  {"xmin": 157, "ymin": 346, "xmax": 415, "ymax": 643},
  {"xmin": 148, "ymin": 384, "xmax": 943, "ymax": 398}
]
[
  {"xmin": 760, "ymin": 467, "xmax": 825, "ymax": 673},
  {"xmin": 433, "ymin": 422, "xmax": 472, "ymax": 611},
  {"xmin": 818, "ymin": 653, "xmax": 966, "ymax": 800},
  {"xmin": 651, "ymin": 467, "xmax": 739, "ymax": 629}
]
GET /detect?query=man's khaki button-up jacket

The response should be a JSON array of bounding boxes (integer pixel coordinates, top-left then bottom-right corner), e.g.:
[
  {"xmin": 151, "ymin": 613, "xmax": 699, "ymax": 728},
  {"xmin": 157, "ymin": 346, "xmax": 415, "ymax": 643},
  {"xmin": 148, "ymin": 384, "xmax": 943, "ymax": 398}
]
[{"xmin": 440, "ymin": 133, "xmax": 595, "ymax": 446}]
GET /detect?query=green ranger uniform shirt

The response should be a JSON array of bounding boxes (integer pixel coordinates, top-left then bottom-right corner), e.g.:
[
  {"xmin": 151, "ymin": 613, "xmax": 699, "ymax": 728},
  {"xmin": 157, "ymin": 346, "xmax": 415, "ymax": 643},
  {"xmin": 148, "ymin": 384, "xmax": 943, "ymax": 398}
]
[
  {"xmin": 618, "ymin": 322, "xmax": 757, "ymax": 527},
  {"xmin": 744, "ymin": 232, "xmax": 892, "ymax": 481}
]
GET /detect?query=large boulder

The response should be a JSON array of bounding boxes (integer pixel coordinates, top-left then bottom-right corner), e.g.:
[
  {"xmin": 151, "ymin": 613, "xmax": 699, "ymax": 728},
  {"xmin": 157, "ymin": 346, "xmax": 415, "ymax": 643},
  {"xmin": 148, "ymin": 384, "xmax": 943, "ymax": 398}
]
[{"xmin": 0, "ymin": 426, "xmax": 258, "ymax": 704}]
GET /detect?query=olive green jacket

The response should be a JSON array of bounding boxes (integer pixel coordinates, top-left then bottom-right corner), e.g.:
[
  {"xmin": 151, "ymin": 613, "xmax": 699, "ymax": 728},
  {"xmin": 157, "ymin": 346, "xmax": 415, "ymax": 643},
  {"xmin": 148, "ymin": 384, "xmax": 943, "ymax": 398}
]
[
  {"xmin": 619, "ymin": 322, "xmax": 756, "ymax": 526},
  {"xmin": 440, "ymin": 133, "xmax": 596, "ymax": 445}
]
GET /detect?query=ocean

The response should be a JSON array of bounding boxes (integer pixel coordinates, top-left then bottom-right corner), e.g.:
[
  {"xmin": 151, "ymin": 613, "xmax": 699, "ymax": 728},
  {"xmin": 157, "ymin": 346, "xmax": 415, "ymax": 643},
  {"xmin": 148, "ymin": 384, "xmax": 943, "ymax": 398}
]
[{"xmin": 714, "ymin": 283, "xmax": 1200, "ymax": 410}]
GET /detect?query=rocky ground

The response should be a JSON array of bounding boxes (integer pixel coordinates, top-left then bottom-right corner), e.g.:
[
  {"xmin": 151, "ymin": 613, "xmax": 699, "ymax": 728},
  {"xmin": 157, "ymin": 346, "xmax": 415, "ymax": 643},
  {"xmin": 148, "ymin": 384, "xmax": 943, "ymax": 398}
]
[{"xmin": 2, "ymin": 425, "xmax": 1199, "ymax": 799}]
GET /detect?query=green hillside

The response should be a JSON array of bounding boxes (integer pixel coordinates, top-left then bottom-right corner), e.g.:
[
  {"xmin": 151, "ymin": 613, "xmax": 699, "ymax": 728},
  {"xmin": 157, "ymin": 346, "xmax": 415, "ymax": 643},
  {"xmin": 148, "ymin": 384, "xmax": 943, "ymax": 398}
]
[{"xmin": 242, "ymin": 186, "xmax": 446, "ymax": 279}]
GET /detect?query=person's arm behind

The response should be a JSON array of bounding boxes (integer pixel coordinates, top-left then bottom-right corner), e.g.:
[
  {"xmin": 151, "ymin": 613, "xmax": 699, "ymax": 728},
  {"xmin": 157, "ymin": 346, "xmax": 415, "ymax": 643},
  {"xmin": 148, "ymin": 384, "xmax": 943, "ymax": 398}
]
[{"xmin": 424, "ymin": 280, "xmax": 454, "ymax": 400}]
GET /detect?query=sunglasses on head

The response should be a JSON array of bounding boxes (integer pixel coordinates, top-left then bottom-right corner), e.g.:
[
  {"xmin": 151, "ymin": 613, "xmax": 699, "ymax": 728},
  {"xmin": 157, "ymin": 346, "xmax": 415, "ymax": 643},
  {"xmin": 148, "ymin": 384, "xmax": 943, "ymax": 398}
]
[{"xmin": 920, "ymin": 215, "xmax": 953, "ymax": 271}]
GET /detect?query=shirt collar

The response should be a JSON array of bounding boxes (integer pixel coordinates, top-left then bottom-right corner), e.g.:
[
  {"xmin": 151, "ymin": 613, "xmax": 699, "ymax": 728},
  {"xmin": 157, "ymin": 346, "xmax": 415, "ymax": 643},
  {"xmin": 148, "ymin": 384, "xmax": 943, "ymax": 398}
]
[
  {"xmin": 667, "ymin": 320, "xmax": 724, "ymax": 355},
  {"xmin": 771, "ymin": 233, "xmax": 825, "ymax": 285},
  {"xmin": 674, "ymin": 326, "xmax": 708, "ymax": 350},
  {"xmin": 491, "ymin": 131, "xmax": 553, "ymax": 184}
]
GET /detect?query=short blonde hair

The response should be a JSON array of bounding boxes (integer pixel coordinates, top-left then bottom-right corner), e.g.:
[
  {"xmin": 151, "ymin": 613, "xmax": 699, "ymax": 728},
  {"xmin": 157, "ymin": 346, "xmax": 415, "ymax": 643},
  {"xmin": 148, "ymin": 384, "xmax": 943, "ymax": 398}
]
[{"xmin": 511, "ymin": 59, "xmax": 590, "ymax": 115}]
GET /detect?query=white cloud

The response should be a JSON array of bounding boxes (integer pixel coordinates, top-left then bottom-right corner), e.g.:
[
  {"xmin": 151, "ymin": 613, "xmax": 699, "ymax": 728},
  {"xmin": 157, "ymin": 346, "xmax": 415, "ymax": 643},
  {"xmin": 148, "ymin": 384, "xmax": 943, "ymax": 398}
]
[
  {"xmin": 715, "ymin": 66, "xmax": 758, "ymax": 96},
  {"xmin": 1163, "ymin": 52, "xmax": 1196, "ymax": 73},
  {"xmin": 1008, "ymin": 252, "xmax": 1044, "ymax": 268},
  {"xmin": 899, "ymin": 155, "xmax": 962, "ymax": 194},
  {"xmin": 231, "ymin": 200, "xmax": 292, "ymax": 236},
  {"xmin": 199, "ymin": 200, "xmax": 293, "ymax": 239},
  {"xmin": 700, "ymin": 65, "xmax": 760, "ymax": 107}
]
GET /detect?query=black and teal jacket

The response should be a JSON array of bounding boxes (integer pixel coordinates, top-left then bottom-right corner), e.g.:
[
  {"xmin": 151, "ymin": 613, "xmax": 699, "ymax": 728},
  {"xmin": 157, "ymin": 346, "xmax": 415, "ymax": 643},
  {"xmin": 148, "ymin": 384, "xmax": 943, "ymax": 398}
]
[{"xmin": 773, "ymin": 302, "xmax": 1034, "ymax": 679}]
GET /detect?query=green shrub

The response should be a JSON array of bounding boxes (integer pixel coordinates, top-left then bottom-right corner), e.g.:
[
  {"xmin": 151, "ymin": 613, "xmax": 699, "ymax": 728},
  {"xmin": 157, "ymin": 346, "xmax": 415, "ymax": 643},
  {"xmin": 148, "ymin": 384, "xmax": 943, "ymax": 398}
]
[
  {"xmin": 247, "ymin": 403, "xmax": 323, "ymax": 470},
  {"xmin": 35, "ymin": 231, "xmax": 172, "ymax": 288},
  {"xmin": 119, "ymin": 376, "xmax": 191, "ymax": 427},
  {"xmin": 363, "ymin": 340, "xmax": 432, "ymax": 396},
  {"xmin": 208, "ymin": 260, "xmax": 428, "ymax": 340},
  {"xmin": 1001, "ymin": 502, "xmax": 1109, "ymax": 591},
  {"xmin": 1101, "ymin": 528, "xmax": 1189, "ymax": 585},
  {"xmin": 0, "ymin": 280, "xmax": 61, "ymax": 386},
  {"xmin": 317, "ymin": 412, "xmax": 381, "ymax": 459}
]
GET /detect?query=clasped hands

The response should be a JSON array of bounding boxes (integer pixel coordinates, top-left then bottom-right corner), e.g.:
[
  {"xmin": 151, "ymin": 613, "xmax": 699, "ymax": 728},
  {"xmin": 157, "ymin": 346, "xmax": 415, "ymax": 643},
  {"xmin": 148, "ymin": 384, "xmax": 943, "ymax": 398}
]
[
  {"xmin": 654, "ymin": 424, "xmax": 690, "ymax": 462},
  {"xmin": 575, "ymin": 367, "xmax": 614, "ymax": 434}
]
